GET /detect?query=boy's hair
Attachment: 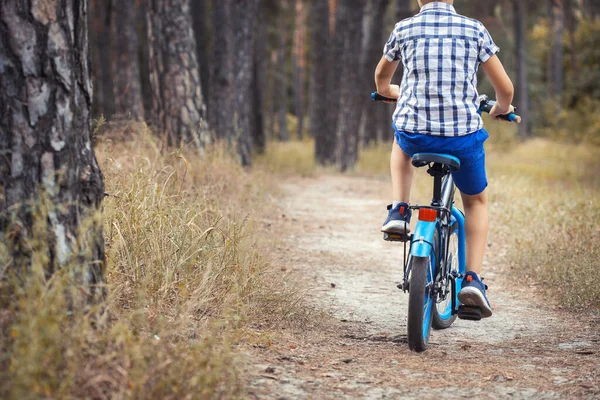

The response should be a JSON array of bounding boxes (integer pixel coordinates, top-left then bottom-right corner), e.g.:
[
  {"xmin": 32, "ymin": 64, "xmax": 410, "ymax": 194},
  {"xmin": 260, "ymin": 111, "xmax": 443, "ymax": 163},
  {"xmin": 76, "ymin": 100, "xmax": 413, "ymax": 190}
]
[{"xmin": 421, "ymin": 0, "xmax": 452, "ymax": 4}]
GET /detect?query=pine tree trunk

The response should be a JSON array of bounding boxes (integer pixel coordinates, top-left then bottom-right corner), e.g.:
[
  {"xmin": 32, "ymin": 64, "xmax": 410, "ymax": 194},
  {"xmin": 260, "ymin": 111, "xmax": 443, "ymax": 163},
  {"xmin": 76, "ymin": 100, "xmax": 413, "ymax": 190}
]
[
  {"xmin": 322, "ymin": 1, "xmax": 345, "ymax": 163},
  {"xmin": 147, "ymin": 0, "xmax": 209, "ymax": 149},
  {"xmin": 361, "ymin": 0, "xmax": 390, "ymax": 146},
  {"xmin": 111, "ymin": 0, "xmax": 144, "ymax": 119},
  {"xmin": 335, "ymin": 0, "xmax": 367, "ymax": 172},
  {"xmin": 277, "ymin": 0, "xmax": 290, "ymax": 142},
  {"xmin": 310, "ymin": 0, "xmax": 332, "ymax": 164},
  {"xmin": 208, "ymin": 0, "xmax": 234, "ymax": 141},
  {"xmin": 548, "ymin": 0, "xmax": 565, "ymax": 98},
  {"xmin": 251, "ymin": 2, "xmax": 267, "ymax": 155},
  {"xmin": 513, "ymin": 0, "xmax": 531, "ymax": 139},
  {"xmin": 89, "ymin": 0, "xmax": 114, "ymax": 117},
  {"xmin": 138, "ymin": 0, "xmax": 153, "ymax": 119},
  {"xmin": 232, "ymin": 0, "xmax": 258, "ymax": 166},
  {"xmin": 564, "ymin": 0, "xmax": 580, "ymax": 79},
  {"xmin": 191, "ymin": 0, "xmax": 210, "ymax": 106},
  {"xmin": 293, "ymin": 0, "xmax": 307, "ymax": 141},
  {"xmin": 0, "ymin": 0, "xmax": 105, "ymax": 298}
]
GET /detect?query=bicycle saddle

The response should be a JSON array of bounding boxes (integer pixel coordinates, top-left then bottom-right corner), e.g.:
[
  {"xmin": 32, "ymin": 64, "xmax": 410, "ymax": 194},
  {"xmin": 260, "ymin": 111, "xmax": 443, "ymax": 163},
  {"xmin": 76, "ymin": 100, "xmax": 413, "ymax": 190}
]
[{"xmin": 411, "ymin": 153, "xmax": 461, "ymax": 171}]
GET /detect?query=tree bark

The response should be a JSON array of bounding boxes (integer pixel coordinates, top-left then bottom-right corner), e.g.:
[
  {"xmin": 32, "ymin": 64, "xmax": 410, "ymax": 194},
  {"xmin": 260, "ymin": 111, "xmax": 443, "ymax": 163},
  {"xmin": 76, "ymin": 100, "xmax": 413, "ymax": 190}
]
[
  {"xmin": 292, "ymin": 0, "xmax": 307, "ymax": 140},
  {"xmin": 191, "ymin": 0, "xmax": 210, "ymax": 105},
  {"xmin": 309, "ymin": 0, "xmax": 332, "ymax": 164},
  {"xmin": 361, "ymin": 0, "xmax": 391, "ymax": 146},
  {"xmin": 0, "ymin": 0, "xmax": 105, "ymax": 298},
  {"xmin": 513, "ymin": 0, "xmax": 531, "ymax": 138},
  {"xmin": 232, "ymin": 0, "xmax": 258, "ymax": 165},
  {"xmin": 548, "ymin": 0, "xmax": 565, "ymax": 98},
  {"xmin": 111, "ymin": 0, "xmax": 144, "ymax": 119},
  {"xmin": 138, "ymin": 0, "xmax": 153, "ymax": 119},
  {"xmin": 89, "ymin": 0, "xmax": 114, "ymax": 117},
  {"xmin": 277, "ymin": 0, "xmax": 290, "ymax": 142},
  {"xmin": 147, "ymin": 0, "xmax": 210, "ymax": 149},
  {"xmin": 322, "ymin": 1, "xmax": 345, "ymax": 163},
  {"xmin": 251, "ymin": 2, "xmax": 267, "ymax": 155},
  {"xmin": 335, "ymin": 0, "xmax": 367, "ymax": 172},
  {"xmin": 208, "ymin": 0, "xmax": 234, "ymax": 141}
]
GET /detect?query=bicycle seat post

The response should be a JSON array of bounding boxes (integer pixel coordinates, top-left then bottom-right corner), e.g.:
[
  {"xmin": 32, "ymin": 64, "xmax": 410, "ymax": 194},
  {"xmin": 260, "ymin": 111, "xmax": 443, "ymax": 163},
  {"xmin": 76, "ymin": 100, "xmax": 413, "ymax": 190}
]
[{"xmin": 428, "ymin": 164, "xmax": 447, "ymax": 207}]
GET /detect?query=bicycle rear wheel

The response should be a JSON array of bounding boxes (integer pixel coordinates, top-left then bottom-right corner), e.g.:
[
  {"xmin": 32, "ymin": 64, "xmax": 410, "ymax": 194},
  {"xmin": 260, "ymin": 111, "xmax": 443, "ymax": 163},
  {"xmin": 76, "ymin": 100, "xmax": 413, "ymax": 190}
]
[
  {"xmin": 407, "ymin": 256, "xmax": 434, "ymax": 352},
  {"xmin": 432, "ymin": 224, "xmax": 459, "ymax": 329}
]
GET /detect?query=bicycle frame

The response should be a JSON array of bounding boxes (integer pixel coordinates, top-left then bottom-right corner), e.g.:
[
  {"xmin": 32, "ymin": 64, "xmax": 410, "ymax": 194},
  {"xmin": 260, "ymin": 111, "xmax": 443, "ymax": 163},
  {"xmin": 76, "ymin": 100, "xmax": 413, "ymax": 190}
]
[{"xmin": 402, "ymin": 171, "xmax": 466, "ymax": 315}]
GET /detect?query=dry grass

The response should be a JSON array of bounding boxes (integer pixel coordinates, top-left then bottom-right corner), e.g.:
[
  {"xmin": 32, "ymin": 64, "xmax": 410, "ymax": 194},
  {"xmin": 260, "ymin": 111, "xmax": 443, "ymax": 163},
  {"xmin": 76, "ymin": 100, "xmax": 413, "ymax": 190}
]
[
  {"xmin": 256, "ymin": 139, "xmax": 317, "ymax": 177},
  {"xmin": 0, "ymin": 122, "xmax": 301, "ymax": 399}
]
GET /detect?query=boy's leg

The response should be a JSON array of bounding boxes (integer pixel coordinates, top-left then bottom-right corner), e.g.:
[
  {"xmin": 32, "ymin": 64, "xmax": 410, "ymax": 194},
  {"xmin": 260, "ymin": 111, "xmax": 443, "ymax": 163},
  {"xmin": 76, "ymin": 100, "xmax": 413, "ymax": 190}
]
[
  {"xmin": 382, "ymin": 139, "xmax": 414, "ymax": 233},
  {"xmin": 460, "ymin": 190, "xmax": 489, "ymax": 275},
  {"xmin": 458, "ymin": 189, "xmax": 492, "ymax": 317},
  {"xmin": 391, "ymin": 138, "xmax": 413, "ymax": 202}
]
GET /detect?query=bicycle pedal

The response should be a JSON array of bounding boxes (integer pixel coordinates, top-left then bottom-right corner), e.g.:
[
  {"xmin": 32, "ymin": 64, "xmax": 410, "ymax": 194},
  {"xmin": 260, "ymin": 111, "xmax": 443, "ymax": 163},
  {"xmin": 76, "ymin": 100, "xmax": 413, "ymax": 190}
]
[
  {"xmin": 457, "ymin": 305, "xmax": 483, "ymax": 321},
  {"xmin": 383, "ymin": 232, "xmax": 410, "ymax": 242}
]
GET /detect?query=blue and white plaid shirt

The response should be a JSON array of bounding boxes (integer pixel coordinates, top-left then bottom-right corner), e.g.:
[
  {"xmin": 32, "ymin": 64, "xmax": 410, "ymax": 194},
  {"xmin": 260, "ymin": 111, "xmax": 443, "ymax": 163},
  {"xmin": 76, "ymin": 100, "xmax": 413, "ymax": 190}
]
[{"xmin": 384, "ymin": 2, "xmax": 500, "ymax": 136}]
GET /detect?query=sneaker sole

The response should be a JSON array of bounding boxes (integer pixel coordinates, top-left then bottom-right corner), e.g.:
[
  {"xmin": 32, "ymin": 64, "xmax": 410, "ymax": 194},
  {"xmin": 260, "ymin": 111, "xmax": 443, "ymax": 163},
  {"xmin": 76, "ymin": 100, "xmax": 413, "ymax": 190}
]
[
  {"xmin": 458, "ymin": 287, "xmax": 493, "ymax": 318},
  {"xmin": 381, "ymin": 220, "xmax": 410, "ymax": 234}
]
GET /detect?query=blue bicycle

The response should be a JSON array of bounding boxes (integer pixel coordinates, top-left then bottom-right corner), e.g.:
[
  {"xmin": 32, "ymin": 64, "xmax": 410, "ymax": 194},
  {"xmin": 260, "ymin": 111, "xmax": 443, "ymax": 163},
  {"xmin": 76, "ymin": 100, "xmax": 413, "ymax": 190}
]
[{"xmin": 372, "ymin": 93, "xmax": 519, "ymax": 351}]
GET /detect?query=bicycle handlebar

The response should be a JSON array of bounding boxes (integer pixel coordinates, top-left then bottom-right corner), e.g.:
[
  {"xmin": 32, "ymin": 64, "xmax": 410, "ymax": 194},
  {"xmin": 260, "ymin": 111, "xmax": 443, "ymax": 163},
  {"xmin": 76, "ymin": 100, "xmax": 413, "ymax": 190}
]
[{"xmin": 370, "ymin": 92, "xmax": 522, "ymax": 124}]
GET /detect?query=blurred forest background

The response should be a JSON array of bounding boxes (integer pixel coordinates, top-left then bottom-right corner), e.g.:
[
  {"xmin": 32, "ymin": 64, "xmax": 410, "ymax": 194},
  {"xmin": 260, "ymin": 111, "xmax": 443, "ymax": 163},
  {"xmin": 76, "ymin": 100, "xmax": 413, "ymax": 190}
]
[{"xmin": 90, "ymin": 0, "xmax": 600, "ymax": 169}]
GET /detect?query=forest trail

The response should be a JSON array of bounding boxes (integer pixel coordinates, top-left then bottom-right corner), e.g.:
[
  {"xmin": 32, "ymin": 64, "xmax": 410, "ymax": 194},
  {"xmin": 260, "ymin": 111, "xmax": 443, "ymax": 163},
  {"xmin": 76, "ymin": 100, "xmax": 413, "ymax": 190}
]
[{"xmin": 246, "ymin": 175, "xmax": 600, "ymax": 399}]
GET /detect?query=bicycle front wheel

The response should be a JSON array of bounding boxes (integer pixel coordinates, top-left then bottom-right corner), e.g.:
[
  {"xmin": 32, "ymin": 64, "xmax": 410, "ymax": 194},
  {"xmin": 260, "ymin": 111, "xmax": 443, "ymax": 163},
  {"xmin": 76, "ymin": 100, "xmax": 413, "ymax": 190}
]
[{"xmin": 407, "ymin": 256, "xmax": 434, "ymax": 352}]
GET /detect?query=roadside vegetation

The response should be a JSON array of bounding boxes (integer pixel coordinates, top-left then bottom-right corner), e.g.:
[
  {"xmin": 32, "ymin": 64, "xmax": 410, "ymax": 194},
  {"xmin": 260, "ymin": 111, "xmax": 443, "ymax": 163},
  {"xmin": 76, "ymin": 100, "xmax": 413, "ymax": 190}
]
[{"xmin": 0, "ymin": 123, "xmax": 300, "ymax": 399}]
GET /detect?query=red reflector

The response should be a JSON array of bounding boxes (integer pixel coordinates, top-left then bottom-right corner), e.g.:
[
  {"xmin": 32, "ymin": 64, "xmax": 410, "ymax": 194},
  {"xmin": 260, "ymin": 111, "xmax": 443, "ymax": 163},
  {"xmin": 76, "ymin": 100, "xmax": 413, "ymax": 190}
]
[{"xmin": 418, "ymin": 208, "xmax": 437, "ymax": 222}]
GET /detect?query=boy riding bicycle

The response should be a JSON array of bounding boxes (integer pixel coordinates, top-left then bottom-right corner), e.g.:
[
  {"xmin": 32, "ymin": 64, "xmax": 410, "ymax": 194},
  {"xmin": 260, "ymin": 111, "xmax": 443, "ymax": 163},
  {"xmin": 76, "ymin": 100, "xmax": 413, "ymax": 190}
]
[{"xmin": 375, "ymin": 0, "xmax": 516, "ymax": 318}]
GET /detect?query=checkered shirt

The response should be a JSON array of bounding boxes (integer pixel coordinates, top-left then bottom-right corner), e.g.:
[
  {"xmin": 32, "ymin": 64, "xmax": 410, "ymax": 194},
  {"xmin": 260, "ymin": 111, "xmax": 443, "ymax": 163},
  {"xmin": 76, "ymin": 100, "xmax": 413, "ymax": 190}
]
[{"xmin": 384, "ymin": 2, "xmax": 500, "ymax": 136}]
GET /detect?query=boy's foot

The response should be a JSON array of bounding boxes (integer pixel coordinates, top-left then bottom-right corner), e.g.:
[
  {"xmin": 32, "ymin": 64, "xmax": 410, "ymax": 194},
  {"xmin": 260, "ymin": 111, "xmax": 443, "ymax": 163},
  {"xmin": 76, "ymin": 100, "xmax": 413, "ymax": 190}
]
[
  {"xmin": 381, "ymin": 202, "xmax": 412, "ymax": 234},
  {"xmin": 458, "ymin": 272, "xmax": 493, "ymax": 318}
]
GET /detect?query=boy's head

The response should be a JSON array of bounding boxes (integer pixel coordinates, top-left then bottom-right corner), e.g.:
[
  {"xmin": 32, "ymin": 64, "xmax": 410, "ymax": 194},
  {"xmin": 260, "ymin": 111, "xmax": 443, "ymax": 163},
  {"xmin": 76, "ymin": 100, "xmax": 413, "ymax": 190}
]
[{"xmin": 418, "ymin": 0, "xmax": 454, "ymax": 7}]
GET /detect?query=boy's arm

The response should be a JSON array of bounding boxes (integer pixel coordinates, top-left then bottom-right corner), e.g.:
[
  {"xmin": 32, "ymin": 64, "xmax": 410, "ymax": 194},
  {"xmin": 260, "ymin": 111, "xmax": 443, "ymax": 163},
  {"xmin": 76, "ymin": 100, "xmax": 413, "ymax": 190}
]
[
  {"xmin": 481, "ymin": 55, "xmax": 515, "ymax": 120},
  {"xmin": 375, "ymin": 56, "xmax": 400, "ymax": 100}
]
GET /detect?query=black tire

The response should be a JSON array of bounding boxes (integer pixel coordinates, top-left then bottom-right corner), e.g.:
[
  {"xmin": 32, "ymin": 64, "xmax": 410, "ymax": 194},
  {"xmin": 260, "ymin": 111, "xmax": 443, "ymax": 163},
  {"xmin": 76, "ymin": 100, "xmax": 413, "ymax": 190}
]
[
  {"xmin": 432, "ymin": 224, "xmax": 459, "ymax": 330},
  {"xmin": 407, "ymin": 256, "xmax": 433, "ymax": 352}
]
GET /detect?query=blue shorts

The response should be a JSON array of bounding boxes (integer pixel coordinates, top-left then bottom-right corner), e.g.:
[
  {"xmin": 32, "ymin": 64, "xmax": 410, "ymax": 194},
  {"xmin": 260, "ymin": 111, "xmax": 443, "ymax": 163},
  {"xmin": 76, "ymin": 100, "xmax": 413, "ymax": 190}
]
[{"xmin": 395, "ymin": 128, "xmax": 489, "ymax": 196}]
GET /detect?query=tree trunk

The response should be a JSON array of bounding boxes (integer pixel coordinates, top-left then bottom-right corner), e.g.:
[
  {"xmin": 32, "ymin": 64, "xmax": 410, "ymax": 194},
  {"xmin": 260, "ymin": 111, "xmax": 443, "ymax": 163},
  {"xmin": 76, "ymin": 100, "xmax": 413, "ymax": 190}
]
[
  {"xmin": 322, "ymin": 2, "xmax": 345, "ymax": 163},
  {"xmin": 0, "ymin": 0, "xmax": 105, "ymax": 298},
  {"xmin": 138, "ymin": 0, "xmax": 153, "ymax": 119},
  {"xmin": 564, "ymin": 0, "xmax": 580, "ymax": 78},
  {"xmin": 548, "ymin": 0, "xmax": 565, "ymax": 98},
  {"xmin": 293, "ymin": 0, "xmax": 307, "ymax": 140},
  {"xmin": 147, "ymin": 0, "xmax": 209, "ymax": 149},
  {"xmin": 513, "ymin": 0, "xmax": 531, "ymax": 139},
  {"xmin": 111, "ymin": 0, "xmax": 144, "ymax": 119},
  {"xmin": 395, "ymin": 0, "xmax": 413, "ymax": 22},
  {"xmin": 89, "ymin": 0, "xmax": 114, "ymax": 117},
  {"xmin": 268, "ymin": 50, "xmax": 279, "ymax": 140},
  {"xmin": 335, "ymin": 0, "xmax": 367, "ymax": 172},
  {"xmin": 208, "ymin": 0, "xmax": 234, "ymax": 141},
  {"xmin": 361, "ymin": 0, "xmax": 391, "ymax": 147},
  {"xmin": 251, "ymin": 0, "xmax": 267, "ymax": 154},
  {"xmin": 191, "ymin": 0, "xmax": 210, "ymax": 105},
  {"xmin": 277, "ymin": 0, "xmax": 290, "ymax": 142},
  {"xmin": 232, "ymin": 0, "xmax": 258, "ymax": 166}
]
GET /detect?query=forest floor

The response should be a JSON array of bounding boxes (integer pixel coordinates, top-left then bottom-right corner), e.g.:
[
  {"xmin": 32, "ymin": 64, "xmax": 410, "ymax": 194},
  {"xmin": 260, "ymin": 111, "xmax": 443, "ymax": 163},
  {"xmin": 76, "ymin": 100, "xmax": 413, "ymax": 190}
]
[{"xmin": 243, "ymin": 174, "xmax": 600, "ymax": 399}]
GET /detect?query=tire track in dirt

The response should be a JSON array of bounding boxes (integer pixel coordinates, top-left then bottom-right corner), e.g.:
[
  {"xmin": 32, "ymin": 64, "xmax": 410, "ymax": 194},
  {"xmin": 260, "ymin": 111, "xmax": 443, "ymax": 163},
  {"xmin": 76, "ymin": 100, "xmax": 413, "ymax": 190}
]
[{"xmin": 246, "ymin": 175, "xmax": 599, "ymax": 399}]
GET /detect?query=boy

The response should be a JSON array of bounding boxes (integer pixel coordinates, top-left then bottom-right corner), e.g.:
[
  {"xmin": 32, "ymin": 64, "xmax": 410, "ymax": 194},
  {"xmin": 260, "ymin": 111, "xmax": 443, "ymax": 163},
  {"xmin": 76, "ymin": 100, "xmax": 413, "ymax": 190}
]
[{"xmin": 375, "ymin": 0, "xmax": 516, "ymax": 318}]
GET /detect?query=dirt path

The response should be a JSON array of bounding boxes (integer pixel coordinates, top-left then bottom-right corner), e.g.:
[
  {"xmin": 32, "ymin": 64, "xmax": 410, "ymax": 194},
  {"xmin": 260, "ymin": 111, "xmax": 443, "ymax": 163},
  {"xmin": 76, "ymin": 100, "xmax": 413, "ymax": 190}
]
[{"xmin": 245, "ymin": 175, "xmax": 600, "ymax": 399}]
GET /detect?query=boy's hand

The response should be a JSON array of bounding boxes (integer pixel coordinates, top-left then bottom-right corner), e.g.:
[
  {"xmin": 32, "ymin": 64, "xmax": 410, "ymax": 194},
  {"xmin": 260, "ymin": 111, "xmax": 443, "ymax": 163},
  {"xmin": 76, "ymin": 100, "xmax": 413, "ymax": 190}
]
[
  {"xmin": 490, "ymin": 103, "xmax": 515, "ymax": 121},
  {"xmin": 378, "ymin": 84, "xmax": 400, "ymax": 103}
]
